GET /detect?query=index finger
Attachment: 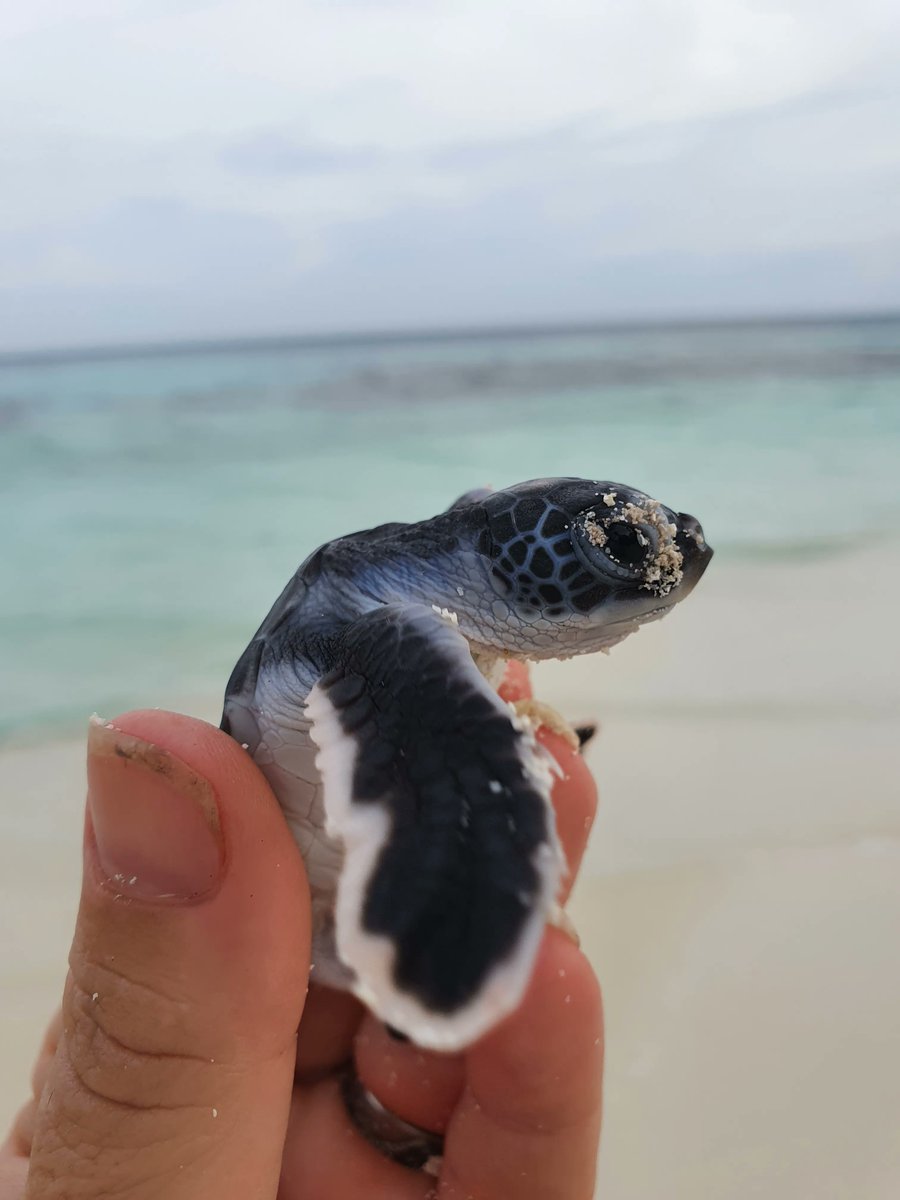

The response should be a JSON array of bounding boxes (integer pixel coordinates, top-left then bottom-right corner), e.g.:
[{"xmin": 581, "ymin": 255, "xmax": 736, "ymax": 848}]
[
  {"xmin": 499, "ymin": 661, "xmax": 599, "ymax": 894},
  {"xmin": 437, "ymin": 930, "xmax": 603, "ymax": 1200},
  {"xmin": 497, "ymin": 659, "xmax": 532, "ymax": 703}
]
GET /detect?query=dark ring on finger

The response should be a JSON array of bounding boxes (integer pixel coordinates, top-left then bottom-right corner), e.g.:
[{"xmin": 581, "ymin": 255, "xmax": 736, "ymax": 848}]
[{"xmin": 340, "ymin": 1065, "xmax": 444, "ymax": 1172}]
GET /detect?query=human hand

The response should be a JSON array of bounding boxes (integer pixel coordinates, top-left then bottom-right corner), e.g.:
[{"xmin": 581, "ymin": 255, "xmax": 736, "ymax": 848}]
[{"xmin": 2, "ymin": 664, "xmax": 602, "ymax": 1199}]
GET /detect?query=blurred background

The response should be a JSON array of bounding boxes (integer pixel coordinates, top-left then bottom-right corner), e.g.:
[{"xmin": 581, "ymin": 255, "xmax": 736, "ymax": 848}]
[{"xmin": 1, "ymin": 3, "xmax": 899, "ymax": 1196}]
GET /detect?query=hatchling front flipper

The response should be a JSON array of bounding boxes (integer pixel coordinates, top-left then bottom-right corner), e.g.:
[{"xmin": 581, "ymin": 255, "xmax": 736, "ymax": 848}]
[{"xmin": 307, "ymin": 602, "xmax": 564, "ymax": 1051}]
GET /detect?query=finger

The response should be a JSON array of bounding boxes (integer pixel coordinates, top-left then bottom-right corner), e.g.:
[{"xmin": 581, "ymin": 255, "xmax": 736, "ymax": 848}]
[
  {"xmin": 439, "ymin": 930, "xmax": 603, "ymax": 1200},
  {"xmin": 27, "ymin": 712, "xmax": 311, "ymax": 1200},
  {"xmin": 0, "ymin": 1154, "xmax": 27, "ymax": 1199},
  {"xmin": 497, "ymin": 660, "xmax": 597, "ymax": 894},
  {"xmin": 0, "ymin": 1007, "xmax": 64, "ymax": 1165},
  {"xmin": 497, "ymin": 660, "xmax": 532, "ymax": 703},
  {"xmin": 3, "ymin": 1098, "xmax": 36, "ymax": 1166},
  {"xmin": 537, "ymin": 726, "xmax": 598, "ymax": 902},
  {"xmin": 279, "ymin": 1080, "xmax": 432, "ymax": 1200},
  {"xmin": 295, "ymin": 984, "xmax": 364, "ymax": 1080},
  {"xmin": 354, "ymin": 1016, "xmax": 466, "ymax": 1133}
]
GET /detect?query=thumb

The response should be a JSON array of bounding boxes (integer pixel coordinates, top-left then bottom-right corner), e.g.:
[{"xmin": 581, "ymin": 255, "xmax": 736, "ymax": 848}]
[{"xmin": 27, "ymin": 711, "xmax": 310, "ymax": 1200}]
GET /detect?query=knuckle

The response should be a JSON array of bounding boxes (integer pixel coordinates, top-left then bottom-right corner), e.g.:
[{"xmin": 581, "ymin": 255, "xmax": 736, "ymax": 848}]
[
  {"xmin": 62, "ymin": 953, "xmax": 220, "ymax": 1115},
  {"xmin": 25, "ymin": 969, "xmax": 222, "ymax": 1197}
]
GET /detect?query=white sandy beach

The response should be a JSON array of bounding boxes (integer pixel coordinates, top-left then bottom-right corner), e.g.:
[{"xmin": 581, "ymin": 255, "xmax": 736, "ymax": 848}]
[{"xmin": 2, "ymin": 547, "xmax": 899, "ymax": 1197}]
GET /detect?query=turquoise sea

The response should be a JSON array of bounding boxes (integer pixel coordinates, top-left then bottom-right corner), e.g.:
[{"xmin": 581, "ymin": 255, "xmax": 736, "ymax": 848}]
[{"xmin": 2, "ymin": 316, "xmax": 899, "ymax": 744}]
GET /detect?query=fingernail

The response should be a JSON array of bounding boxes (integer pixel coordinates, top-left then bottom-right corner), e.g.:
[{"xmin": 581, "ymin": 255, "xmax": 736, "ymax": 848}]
[{"xmin": 87, "ymin": 717, "xmax": 224, "ymax": 901}]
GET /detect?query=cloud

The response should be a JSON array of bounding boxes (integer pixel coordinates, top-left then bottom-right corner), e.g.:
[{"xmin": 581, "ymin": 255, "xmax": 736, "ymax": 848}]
[
  {"xmin": 221, "ymin": 131, "xmax": 385, "ymax": 177},
  {"xmin": 1, "ymin": 0, "xmax": 899, "ymax": 349},
  {"xmin": 0, "ymin": 197, "xmax": 294, "ymax": 289}
]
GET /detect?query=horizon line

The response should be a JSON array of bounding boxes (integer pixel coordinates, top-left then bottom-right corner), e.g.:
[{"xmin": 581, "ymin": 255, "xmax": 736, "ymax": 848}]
[{"xmin": 1, "ymin": 305, "xmax": 898, "ymax": 369}]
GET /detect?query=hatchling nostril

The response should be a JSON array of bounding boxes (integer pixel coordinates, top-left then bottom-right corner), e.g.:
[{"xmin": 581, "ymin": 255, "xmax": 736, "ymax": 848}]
[{"xmin": 678, "ymin": 512, "xmax": 706, "ymax": 547}]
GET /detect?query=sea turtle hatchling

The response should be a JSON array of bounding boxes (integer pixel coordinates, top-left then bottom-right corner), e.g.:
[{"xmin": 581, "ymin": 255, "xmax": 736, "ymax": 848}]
[{"xmin": 221, "ymin": 478, "xmax": 712, "ymax": 1051}]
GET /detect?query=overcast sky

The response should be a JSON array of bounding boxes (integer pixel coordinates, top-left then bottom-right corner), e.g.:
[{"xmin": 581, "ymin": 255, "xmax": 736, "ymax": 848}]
[{"xmin": 1, "ymin": 0, "xmax": 899, "ymax": 351}]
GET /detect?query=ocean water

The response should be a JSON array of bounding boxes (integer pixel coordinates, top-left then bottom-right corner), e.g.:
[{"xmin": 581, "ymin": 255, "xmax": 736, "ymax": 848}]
[{"xmin": 2, "ymin": 316, "xmax": 899, "ymax": 743}]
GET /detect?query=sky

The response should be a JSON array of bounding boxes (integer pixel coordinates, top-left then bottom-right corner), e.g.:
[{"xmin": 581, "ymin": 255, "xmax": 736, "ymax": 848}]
[{"xmin": 1, "ymin": 0, "xmax": 900, "ymax": 352}]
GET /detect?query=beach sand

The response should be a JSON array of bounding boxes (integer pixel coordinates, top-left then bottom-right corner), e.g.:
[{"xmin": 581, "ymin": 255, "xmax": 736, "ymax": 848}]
[{"xmin": 1, "ymin": 547, "xmax": 898, "ymax": 1196}]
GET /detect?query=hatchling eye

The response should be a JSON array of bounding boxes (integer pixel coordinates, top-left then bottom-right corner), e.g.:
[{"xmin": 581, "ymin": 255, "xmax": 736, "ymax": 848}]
[
  {"xmin": 571, "ymin": 505, "xmax": 658, "ymax": 583},
  {"xmin": 604, "ymin": 522, "xmax": 649, "ymax": 568}
]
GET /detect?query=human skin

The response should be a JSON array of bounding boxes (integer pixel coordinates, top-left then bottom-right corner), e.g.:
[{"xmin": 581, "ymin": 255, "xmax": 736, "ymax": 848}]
[{"xmin": 1, "ymin": 663, "xmax": 602, "ymax": 1199}]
